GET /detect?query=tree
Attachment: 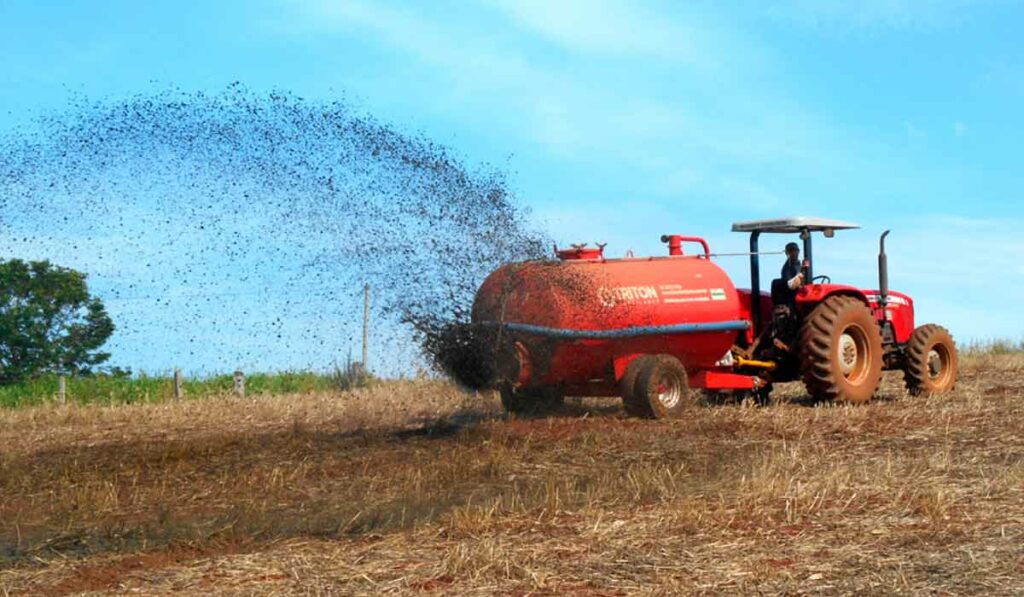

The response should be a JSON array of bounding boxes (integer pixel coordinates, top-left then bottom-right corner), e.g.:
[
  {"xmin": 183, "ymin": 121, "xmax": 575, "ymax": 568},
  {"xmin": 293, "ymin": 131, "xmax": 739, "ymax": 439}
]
[{"xmin": 0, "ymin": 259, "xmax": 115, "ymax": 384}]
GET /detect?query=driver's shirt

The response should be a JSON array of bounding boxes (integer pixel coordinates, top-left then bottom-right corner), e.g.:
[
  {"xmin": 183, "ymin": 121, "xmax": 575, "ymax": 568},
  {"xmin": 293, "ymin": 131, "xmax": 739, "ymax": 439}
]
[{"xmin": 781, "ymin": 259, "xmax": 803, "ymax": 285}]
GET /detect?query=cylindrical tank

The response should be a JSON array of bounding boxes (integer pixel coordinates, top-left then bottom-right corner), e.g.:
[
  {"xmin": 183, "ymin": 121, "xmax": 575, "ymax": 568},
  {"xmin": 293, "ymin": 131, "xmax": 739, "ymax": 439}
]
[{"xmin": 471, "ymin": 237, "xmax": 747, "ymax": 394}]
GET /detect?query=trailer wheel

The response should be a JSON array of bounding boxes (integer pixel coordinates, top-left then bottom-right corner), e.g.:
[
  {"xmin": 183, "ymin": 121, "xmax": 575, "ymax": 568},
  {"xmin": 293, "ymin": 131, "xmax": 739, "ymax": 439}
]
[
  {"xmin": 798, "ymin": 296, "xmax": 883, "ymax": 403},
  {"xmin": 903, "ymin": 324, "xmax": 958, "ymax": 396},
  {"xmin": 628, "ymin": 355, "xmax": 691, "ymax": 419},
  {"xmin": 619, "ymin": 355, "xmax": 654, "ymax": 417},
  {"xmin": 499, "ymin": 384, "xmax": 564, "ymax": 415}
]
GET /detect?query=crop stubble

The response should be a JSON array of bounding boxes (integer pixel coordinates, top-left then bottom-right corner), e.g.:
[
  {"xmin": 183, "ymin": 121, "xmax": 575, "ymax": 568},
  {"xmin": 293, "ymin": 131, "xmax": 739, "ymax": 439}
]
[{"xmin": 0, "ymin": 353, "xmax": 1022, "ymax": 595}]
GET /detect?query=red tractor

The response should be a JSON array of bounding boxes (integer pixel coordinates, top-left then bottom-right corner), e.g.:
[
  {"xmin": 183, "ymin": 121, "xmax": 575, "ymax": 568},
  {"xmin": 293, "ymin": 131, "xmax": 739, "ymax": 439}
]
[{"xmin": 471, "ymin": 217, "xmax": 958, "ymax": 416}]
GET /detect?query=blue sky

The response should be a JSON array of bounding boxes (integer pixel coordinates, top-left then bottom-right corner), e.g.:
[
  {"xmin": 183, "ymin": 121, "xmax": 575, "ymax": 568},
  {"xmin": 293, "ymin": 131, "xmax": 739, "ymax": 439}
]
[{"xmin": 2, "ymin": 0, "xmax": 1024, "ymax": 372}]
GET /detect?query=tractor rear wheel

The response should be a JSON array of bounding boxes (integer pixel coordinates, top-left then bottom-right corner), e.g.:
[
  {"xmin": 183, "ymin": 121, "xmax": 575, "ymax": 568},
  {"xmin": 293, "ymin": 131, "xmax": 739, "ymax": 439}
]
[
  {"xmin": 499, "ymin": 384, "xmax": 564, "ymax": 415},
  {"xmin": 798, "ymin": 296, "xmax": 884, "ymax": 403},
  {"xmin": 903, "ymin": 324, "xmax": 958, "ymax": 396},
  {"xmin": 627, "ymin": 355, "xmax": 691, "ymax": 419}
]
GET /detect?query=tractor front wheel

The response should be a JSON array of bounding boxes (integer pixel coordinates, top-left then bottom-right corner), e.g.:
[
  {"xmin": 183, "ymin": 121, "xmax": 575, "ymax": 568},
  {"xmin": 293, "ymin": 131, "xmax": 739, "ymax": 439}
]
[
  {"xmin": 903, "ymin": 324, "xmax": 958, "ymax": 396},
  {"xmin": 798, "ymin": 296, "xmax": 884, "ymax": 403}
]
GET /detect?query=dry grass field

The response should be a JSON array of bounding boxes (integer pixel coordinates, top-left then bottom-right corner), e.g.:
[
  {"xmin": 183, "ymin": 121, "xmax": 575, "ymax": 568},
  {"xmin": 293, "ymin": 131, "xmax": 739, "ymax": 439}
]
[{"xmin": 1, "ymin": 353, "xmax": 1022, "ymax": 595}]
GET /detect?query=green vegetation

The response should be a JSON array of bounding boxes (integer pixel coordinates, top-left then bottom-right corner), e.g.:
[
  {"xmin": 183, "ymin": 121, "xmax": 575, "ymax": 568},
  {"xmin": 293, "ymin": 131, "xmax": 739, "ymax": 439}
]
[
  {"xmin": 964, "ymin": 338, "xmax": 1024, "ymax": 355},
  {"xmin": 0, "ymin": 258, "xmax": 383, "ymax": 408},
  {"xmin": 0, "ymin": 258, "xmax": 115, "ymax": 383},
  {"xmin": 0, "ymin": 368, "xmax": 375, "ymax": 408},
  {"xmin": 2, "ymin": 340, "xmax": 1019, "ymax": 409}
]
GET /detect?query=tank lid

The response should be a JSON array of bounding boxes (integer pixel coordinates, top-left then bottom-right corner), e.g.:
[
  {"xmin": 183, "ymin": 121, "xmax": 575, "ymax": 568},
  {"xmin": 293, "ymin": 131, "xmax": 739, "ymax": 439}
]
[{"xmin": 555, "ymin": 243, "xmax": 605, "ymax": 260}]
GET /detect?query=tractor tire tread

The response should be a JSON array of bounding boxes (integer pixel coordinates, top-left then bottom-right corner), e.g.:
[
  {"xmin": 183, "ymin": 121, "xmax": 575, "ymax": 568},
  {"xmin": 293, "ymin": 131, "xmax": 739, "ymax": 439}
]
[
  {"xmin": 903, "ymin": 324, "xmax": 958, "ymax": 396},
  {"xmin": 798, "ymin": 296, "xmax": 883, "ymax": 403}
]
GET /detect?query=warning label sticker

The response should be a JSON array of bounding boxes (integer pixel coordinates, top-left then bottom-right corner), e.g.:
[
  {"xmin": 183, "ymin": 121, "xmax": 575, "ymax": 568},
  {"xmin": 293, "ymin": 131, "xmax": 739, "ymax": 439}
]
[{"xmin": 658, "ymin": 283, "xmax": 711, "ymax": 304}]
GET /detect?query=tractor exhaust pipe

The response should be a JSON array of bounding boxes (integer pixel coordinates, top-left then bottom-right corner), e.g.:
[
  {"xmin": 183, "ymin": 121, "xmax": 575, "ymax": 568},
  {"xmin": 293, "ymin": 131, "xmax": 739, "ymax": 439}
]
[{"xmin": 878, "ymin": 230, "xmax": 891, "ymax": 311}]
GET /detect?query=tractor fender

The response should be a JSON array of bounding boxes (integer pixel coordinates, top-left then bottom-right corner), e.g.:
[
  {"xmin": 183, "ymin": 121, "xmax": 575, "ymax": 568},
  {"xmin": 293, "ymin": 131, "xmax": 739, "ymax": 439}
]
[{"xmin": 795, "ymin": 284, "xmax": 871, "ymax": 314}]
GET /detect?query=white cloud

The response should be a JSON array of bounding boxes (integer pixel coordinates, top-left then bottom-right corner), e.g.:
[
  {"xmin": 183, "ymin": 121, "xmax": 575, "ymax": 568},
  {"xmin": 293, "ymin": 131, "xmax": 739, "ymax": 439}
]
[
  {"xmin": 489, "ymin": 0, "xmax": 706, "ymax": 64},
  {"xmin": 980, "ymin": 61, "xmax": 1024, "ymax": 96},
  {"xmin": 718, "ymin": 177, "xmax": 782, "ymax": 212},
  {"xmin": 758, "ymin": 0, "xmax": 1013, "ymax": 32},
  {"xmin": 904, "ymin": 120, "xmax": 927, "ymax": 139},
  {"xmin": 297, "ymin": 0, "xmax": 845, "ymax": 176},
  {"xmin": 797, "ymin": 213, "xmax": 1024, "ymax": 341},
  {"xmin": 279, "ymin": 1, "xmax": 1024, "ymax": 346}
]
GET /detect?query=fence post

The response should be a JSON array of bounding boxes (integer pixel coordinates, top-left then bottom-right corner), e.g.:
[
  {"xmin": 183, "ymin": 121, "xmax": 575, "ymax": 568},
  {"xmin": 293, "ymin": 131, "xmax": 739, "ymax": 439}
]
[
  {"xmin": 58, "ymin": 375, "xmax": 66, "ymax": 406},
  {"xmin": 174, "ymin": 368, "xmax": 183, "ymax": 401},
  {"xmin": 233, "ymin": 370, "xmax": 246, "ymax": 398},
  {"xmin": 362, "ymin": 282, "xmax": 370, "ymax": 370}
]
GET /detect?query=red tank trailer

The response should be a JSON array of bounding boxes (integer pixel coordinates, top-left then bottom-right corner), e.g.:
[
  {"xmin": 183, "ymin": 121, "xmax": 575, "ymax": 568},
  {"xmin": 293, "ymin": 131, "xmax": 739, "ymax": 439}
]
[{"xmin": 471, "ymin": 218, "xmax": 958, "ymax": 417}]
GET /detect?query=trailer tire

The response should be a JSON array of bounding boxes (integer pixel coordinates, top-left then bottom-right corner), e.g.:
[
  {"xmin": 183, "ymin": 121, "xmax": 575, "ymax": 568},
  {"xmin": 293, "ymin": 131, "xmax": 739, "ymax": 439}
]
[
  {"xmin": 629, "ymin": 355, "xmax": 691, "ymax": 419},
  {"xmin": 798, "ymin": 296, "xmax": 883, "ymax": 403},
  {"xmin": 619, "ymin": 356, "xmax": 653, "ymax": 417},
  {"xmin": 499, "ymin": 384, "xmax": 564, "ymax": 415},
  {"xmin": 903, "ymin": 324, "xmax": 958, "ymax": 396}
]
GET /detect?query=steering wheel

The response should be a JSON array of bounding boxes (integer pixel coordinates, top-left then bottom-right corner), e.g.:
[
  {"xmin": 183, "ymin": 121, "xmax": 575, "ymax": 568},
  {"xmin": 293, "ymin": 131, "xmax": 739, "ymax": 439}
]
[{"xmin": 811, "ymin": 275, "xmax": 831, "ymax": 284}]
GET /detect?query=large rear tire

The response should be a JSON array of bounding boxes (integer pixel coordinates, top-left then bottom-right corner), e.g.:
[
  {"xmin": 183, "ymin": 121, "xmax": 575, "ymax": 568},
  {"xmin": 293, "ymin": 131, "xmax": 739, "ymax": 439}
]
[
  {"xmin": 903, "ymin": 324, "xmax": 958, "ymax": 396},
  {"xmin": 499, "ymin": 384, "xmax": 564, "ymax": 415},
  {"xmin": 798, "ymin": 296, "xmax": 884, "ymax": 403},
  {"xmin": 627, "ymin": 355, "xmax": 691, "ymax": 419}
]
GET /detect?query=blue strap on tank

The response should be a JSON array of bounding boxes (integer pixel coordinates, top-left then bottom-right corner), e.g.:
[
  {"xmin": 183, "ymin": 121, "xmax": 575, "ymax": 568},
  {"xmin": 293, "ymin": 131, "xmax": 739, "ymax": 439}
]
[{"xmin": 488, "ymin": 320, "xmax": 749, "ymax": 339}]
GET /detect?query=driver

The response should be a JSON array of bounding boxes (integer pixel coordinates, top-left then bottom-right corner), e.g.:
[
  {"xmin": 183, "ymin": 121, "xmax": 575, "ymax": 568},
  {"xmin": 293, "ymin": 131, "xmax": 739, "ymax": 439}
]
[{"xmin": 782, "ymin": 242, "xmax": 810, "ymax": 292}]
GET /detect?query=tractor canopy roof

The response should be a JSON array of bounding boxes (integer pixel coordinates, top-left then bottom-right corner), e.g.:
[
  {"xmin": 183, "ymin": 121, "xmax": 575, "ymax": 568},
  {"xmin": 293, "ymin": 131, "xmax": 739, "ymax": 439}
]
[{"xmin": 730, "ymin": 216, "xmax": 860, "ymax": 234}]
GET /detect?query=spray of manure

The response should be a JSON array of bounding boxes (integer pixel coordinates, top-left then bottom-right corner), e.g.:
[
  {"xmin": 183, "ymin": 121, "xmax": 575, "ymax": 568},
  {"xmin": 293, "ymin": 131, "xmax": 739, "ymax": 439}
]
[{"xmin": 0, "ymin": 85, "xmax": 550, "ymax": 385}]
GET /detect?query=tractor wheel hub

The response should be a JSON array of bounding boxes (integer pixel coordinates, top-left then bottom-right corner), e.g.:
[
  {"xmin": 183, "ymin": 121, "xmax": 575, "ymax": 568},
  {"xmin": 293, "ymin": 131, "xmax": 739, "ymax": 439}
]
[
  {"xmin": 927, "ymin": 349, "xmax": 942, "ymax": 378},
  {"xmin": 839, "ymin": 333, "xmax": 859, "ymax": 375}
]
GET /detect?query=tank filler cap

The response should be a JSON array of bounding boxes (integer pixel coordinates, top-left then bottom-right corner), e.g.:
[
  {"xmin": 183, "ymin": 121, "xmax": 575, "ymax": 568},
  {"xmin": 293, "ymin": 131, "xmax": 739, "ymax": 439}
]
[
  {"xmin": 554, "ymin": 242, "xmax": 605, "ymax": 260},
  {"xmin": 661, "ymin": 234, "xmax": 685, "ymax": 256},
  {"xmin": 660, "ymin": 234, "xmax": 712, "ymax": 258}
]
